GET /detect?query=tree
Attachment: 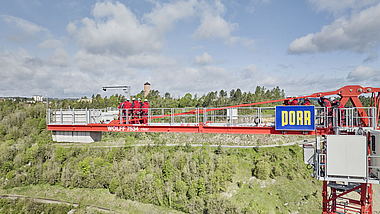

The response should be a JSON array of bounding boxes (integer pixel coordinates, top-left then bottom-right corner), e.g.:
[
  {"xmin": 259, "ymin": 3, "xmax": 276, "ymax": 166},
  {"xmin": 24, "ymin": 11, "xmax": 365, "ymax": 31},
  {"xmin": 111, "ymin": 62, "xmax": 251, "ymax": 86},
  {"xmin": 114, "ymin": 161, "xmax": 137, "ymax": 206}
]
[
  {"xmin": 109, "ymin": 177, "xmax": 120, "ymax": 194},
  {"xmin": 54, "ymin": 147, "xmax": 66, "ymax": 163}
]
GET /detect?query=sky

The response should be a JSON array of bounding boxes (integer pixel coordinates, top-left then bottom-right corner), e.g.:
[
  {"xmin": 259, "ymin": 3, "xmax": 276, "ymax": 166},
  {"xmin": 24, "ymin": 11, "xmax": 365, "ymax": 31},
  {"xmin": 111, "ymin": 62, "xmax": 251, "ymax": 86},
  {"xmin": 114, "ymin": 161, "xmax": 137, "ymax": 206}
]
[{"xmin": 0, "ymin": 0, "xmax": 379, "ymax": 99}]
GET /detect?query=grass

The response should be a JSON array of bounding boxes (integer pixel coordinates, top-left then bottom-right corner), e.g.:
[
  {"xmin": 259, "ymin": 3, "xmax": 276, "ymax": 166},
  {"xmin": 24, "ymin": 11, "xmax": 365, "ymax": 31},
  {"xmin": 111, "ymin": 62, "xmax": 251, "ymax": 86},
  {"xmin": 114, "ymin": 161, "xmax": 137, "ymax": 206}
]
[{"xmin": 0, "ymin": 185, "xmax": 183, "ymax": 214}]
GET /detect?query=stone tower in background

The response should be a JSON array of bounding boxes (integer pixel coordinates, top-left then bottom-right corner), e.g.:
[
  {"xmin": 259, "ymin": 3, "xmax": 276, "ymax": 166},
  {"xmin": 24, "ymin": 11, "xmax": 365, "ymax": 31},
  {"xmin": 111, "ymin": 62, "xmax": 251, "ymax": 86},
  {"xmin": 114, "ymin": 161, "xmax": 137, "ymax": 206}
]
[{"xmin": 144, "ymin": 82, "xmax": 150, "ymax": 97}]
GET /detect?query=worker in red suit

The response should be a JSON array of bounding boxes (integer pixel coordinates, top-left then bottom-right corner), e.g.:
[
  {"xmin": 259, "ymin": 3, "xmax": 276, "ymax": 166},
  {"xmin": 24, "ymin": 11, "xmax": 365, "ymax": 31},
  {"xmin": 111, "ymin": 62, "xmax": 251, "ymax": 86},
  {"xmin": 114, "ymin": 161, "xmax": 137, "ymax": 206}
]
[
  {"xmin": 302, "ymin": 98, "xmax": 311, "ymax": 105},
  {"xmin": 290, "ymin": 97, "xmax": 298, "ymax": 106},
  {"xmin": 318, "ymin": 97, "xmax": 332, "ymax": 126},
  {"xmin": 123, "ymin": 98, "xmax": 132, "ymax": 124},
  {"xmin": 332, "ymin": 99, "xmax": 345, "ymax": 126},
  {"xmin": 141, "ymin": 99, "xmax": 149, "ymax": 124},
  {"xmin": 133, "ymin": 98, "xmax": 141, "ymax": 124},
  {"xmin": 283, "ymin": 95, "xmax": 291, "ymax": 105}
]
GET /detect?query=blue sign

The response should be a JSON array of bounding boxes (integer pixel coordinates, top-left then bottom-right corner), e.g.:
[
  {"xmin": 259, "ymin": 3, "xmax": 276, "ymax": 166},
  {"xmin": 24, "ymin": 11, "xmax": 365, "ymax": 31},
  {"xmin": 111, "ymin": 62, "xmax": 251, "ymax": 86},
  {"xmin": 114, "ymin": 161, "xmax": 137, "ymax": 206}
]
[{"xmin": 275, "ymin": 106, "xmax": 315, "ymax": 131}]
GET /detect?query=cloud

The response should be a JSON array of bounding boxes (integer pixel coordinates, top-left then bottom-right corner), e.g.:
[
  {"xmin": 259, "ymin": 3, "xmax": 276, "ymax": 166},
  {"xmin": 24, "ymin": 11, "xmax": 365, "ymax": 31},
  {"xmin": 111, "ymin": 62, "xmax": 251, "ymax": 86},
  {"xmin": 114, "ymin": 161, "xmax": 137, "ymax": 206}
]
[
  {"xmin": 308, "ymin": 0, "xmax": 379, "ymax": 14},
  {"xmin": 126, "ymin": 54, "xmax": 177, "ymax": 69},
  {"xmin": 363, "ymin": 52, "xmax": 378, "ymax": 63},
  {"xmin": 193, "ymin": 13, "xmax": 238, "ymax": 40},
  {"xmin": 1, "ymin": 15, "xmax": 51, "ymax": 42},
  {"xmin": 152, "ymin": 65, "xmax": 235, "ymax": 95},
  {"xmin": 194, "ymin": 52, "xmax": 214, "ymax": 65},
  {"xmin": 142, "ymin": 0, "xmax": 197, "ymax": 34},
  {"xmin": 1, "ymin": 15, "xmax": 51, "ymax": 36},
  {"xmin": 193, "ymin": 0, "xmax": 255, "ymax": 50},
  {"xmin": 39, "ymin": 39, "xmax": 64, "ymax": 49},
  {"xmin": 73, "ymin": 50, "xmax": 121, "ymax": 74},
  {"xmin": 241, "ymin": 64, "xmax": 260, "ymax": 79},
  {"xmin": 288, "ymin": 3, "xmax": 380, "ymax": 54},
  {"xmin": 67, "ymin": 1, "xmax": 162, "ymax": 56},
  {"xmin": 46, "ymin": 49, "xmax": 69, "ymax": 67},
  {"xmin": 347, "ymin": 65, "xmax": 380, "ymax": 81}
]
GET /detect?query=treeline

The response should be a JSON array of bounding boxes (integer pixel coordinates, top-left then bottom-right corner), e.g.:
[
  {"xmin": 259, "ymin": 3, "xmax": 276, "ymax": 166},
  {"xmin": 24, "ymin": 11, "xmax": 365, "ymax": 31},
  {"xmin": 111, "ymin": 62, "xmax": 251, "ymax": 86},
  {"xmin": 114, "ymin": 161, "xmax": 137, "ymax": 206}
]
[{"xmin": 49, "ymin": 86, "xmax": 286, "ymax": 109}]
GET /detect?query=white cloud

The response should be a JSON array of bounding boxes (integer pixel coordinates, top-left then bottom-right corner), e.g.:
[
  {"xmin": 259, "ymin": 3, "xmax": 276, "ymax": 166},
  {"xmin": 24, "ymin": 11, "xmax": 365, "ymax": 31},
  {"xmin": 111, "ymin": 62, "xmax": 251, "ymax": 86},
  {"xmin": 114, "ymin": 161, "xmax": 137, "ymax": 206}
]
[
  {"xmin": 194, "ymin": 52, "xmax": 214, "ymax": 65},
  {"xmin": 1, "ymin": 15, "xmax": 51, "ymax": 36},
  {"xmin": 143, "ymin": 0, "xmax": 197, "ymax": 34},
  {"xmin": 126, "ymin": 54, "xmax": 177, "ymax": 69},
  {"xmin": 193, "ymin": 14, "xmax": 237, "ymax": 40},
  {"xmin": 46, "ymin": 49, "xmax": 69, "ymax": 67},
  {"xmin": 39, "ymin": 39, "xmax": 63, "ymax": 49},
  {"xmin": 73, "ymin": 50, "xmax": 121, "ymax": 74},
  {"xmin": 152, "ymin": 65, "xmax": 235, "ymax": 95},
  {"xmin": 308, "ymin": 0, "xmax": 379, "ymax": 14},
  {"xmin": 1, "ymin": 15, "xmax": 52, "ymax": 43},
  {"xmin": 241, "ymin": 64, "xmax": 259, "ymax": 78},
  {"xmin": 288, "ymin": 2, "xmax": 380, "ymax": 54},
  {"xmin": 193, "ymin": 1, "xmax": 255, "ymax": 50},
  {"xmin": 347, "ymin": 65, "xmax": 380, "ymax": 81},
  {"xmin": 67, "ymin": 1, "xmax": 162, "ymax": 56}
]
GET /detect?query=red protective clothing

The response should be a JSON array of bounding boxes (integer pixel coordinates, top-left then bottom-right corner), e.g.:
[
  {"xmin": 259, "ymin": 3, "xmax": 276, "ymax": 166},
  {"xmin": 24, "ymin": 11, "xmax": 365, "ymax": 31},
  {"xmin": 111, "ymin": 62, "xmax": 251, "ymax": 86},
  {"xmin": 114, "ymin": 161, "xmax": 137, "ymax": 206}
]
[
  {"xmin": 123, "ymin": 101, "xmax": 132, "ymax": 110},
  {"xmin": 283, "ymin": 100, "xmax": 290, "ymax": 105},
  {"xmin": 290, "ymin": 99, "xmax": 298, "ymax": 106},
  {"xmin": 142, "ymin": 102, "xmax": 149, "ymax": 113},
  {"xmin": 133, "ymin": 100, "xmax": 140, "ymax": 112},
  {"xmin": 302, "ymin": 99, "xmax": 311, "ymax": 105},
  {"xmin": 118, "ymin": 102, "xmax": 124, "ymax": 109}
]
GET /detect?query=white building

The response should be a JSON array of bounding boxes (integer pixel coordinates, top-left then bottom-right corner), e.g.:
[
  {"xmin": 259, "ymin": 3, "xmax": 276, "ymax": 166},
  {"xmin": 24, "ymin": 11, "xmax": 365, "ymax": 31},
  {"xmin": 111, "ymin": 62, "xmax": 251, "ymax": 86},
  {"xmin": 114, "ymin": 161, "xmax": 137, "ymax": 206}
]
[{"xmin": 33, "ymin": 95, "xmax": 43, "ymax": 102}]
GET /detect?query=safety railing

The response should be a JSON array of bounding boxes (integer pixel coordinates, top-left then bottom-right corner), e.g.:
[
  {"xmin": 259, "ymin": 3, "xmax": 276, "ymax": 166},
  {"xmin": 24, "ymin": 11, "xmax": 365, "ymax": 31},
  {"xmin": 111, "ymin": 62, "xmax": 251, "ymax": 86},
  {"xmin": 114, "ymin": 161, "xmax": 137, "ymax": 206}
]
[{"xmin": 47, "ymin": 106, "xmax": 377, "ymax": 129}]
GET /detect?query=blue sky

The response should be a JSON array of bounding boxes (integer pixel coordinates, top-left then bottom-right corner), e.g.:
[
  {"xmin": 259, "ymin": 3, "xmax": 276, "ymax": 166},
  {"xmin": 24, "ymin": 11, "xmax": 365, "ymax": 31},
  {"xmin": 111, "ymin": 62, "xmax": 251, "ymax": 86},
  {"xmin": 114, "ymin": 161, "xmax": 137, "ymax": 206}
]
[{"xmin": 0, "ymin": 0, "xmax": 379, "ymax": 98}]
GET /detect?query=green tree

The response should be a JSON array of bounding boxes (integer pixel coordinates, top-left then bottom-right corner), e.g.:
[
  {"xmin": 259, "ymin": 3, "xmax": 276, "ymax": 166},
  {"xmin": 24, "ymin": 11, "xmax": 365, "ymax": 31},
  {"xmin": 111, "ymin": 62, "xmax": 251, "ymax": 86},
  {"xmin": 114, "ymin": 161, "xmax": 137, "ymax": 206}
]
[
  {"xmin": 109, "ymin": 177, "xmax": 120, "ymax": 194},
  {"xmin": 54, "ymin": 147, "xmax": 66, "ymax": 163}
]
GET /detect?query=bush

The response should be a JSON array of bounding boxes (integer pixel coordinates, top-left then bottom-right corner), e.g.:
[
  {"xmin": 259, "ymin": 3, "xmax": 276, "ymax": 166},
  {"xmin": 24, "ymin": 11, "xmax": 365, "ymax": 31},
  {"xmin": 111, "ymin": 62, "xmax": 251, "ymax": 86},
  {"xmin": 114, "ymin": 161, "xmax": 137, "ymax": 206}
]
[
  {"xmin": 254, "ymin": 161, "xmax": 270, "ymax": 180},
  {"xmin": 6, "ymin": 170, "xmax": 15, "ymax": 180},
  {"xmin": 109, "ymin": 177, "xmax": 120, "ymax": 194}
]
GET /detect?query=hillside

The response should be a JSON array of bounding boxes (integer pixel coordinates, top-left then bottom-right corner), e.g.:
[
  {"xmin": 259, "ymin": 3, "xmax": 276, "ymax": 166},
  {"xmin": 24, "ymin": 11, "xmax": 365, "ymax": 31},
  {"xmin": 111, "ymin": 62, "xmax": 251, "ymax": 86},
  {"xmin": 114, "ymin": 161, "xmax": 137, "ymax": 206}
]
[{"xmin": 0, "ymin": 98, "xmax": 373, "ymax": 213}]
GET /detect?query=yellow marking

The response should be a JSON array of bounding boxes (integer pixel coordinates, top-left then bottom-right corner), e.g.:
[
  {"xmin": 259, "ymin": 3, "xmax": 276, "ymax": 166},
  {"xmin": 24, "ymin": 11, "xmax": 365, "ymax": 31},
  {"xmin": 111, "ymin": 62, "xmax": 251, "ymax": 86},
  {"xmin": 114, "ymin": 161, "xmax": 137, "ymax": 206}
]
[
  {"xmin": 305, "ymin": 111, "xmax": 311, "ymax": 125},
  {"xmin": 289, "ymin": 111, "xmax": 295, "ymax": 125},
  {"xmin": 282, "ymin": 111, "xmax": 288, "ymax": 126},
  {"xmin": 297, "ymin": 111, "xmax": 303, "ymax": 125}
]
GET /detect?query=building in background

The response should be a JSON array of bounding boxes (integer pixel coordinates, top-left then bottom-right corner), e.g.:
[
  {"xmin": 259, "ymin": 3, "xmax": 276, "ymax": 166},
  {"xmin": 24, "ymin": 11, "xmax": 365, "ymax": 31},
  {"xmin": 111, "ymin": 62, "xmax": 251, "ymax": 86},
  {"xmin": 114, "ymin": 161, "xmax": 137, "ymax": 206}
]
[
  {"xmin": 144, "ymin": 82, "xmax": 151, "ymax": 97},
  {"xmin": 33, "ymin": 95, "xmax": 43, "ymax": 102}
]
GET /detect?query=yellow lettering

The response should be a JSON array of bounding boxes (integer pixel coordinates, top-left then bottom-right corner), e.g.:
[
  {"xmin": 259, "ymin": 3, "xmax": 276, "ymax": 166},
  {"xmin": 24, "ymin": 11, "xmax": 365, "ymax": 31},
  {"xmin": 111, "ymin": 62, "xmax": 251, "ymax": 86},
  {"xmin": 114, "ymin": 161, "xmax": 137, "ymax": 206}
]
[
  {"xmin": 305, "ymin": 111, "xmax": 311, "ymax": 125},
  {"xmin": 297, "ymin": 111, "xmax": 303, "ymax": 125},
  {"xmin": 289, "ymin": 111, "xmax": 295, "ymax": 125},
  {"xmin": 282, "ymin": 111, "xmax": 288, "ymax": 126}
]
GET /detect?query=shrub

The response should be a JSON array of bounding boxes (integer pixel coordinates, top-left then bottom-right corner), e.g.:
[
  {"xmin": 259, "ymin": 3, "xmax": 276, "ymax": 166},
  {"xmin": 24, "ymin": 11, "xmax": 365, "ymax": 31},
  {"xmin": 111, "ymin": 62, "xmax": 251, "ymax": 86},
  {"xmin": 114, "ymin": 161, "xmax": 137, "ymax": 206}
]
[
  {"xmin": 254, "ymin": 161, "xmax": 270, "ymax": 180},
  {"xmin": 6, "ymin": 170, "xmax": 15, "ymax": 180}
]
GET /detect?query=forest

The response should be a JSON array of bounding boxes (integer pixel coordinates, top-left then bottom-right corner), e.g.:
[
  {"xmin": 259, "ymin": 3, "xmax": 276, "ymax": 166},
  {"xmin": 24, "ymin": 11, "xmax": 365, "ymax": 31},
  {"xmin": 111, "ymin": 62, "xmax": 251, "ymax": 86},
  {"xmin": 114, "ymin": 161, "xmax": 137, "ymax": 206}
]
[{"xmin": 0, "ymin": 86, "xmax": 373, "ymax": 213}]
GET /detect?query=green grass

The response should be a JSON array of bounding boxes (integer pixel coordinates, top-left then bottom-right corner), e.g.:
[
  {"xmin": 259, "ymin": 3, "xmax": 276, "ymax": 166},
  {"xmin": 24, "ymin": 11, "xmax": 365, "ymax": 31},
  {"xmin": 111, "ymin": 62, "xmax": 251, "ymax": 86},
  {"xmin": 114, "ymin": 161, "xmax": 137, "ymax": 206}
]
[{"xmin": 0, "ymin": 185, "xmax": 183, "ymax": 214}]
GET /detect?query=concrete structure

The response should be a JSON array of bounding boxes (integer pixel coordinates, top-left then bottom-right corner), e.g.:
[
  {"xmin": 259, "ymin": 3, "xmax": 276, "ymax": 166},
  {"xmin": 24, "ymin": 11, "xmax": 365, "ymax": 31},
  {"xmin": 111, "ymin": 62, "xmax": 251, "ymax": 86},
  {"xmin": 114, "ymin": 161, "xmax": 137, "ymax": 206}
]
[
  {"xmin": 144, "ymin": 82, "xmax": 150, "ymax": 97},
  {"xmin": 52, "ymin": 131, "xmax": 102, "ymax": 143}
]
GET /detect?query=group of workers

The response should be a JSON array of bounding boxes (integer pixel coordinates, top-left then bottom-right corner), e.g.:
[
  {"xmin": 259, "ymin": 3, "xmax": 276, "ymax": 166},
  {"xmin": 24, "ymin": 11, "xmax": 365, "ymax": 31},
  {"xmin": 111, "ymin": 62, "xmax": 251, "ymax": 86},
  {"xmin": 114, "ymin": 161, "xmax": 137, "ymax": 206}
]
[
  {"xmin": 284, "ymin": 96, "xmax": 345, "ymax": 125},
  {"xmin": 118, "ymin": 98, "xmax": 149, "ymax": 124},
  {"xmin": 283, "ymin": 96, "xmax": 311, "ymax": 106}
]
